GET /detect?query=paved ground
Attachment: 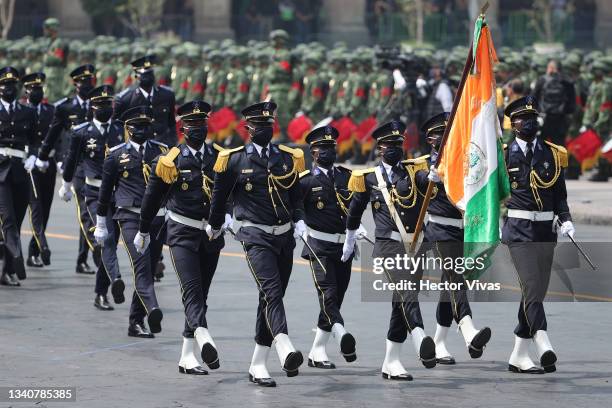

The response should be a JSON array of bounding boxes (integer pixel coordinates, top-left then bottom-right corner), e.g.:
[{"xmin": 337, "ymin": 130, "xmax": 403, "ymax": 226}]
[
  {"xmin": 1, "ymin": 196, "xmax": 611, "ymax": 408},
  {"xmin": 565, "ymin": 178, "xmax": 612, "ymax": 225}
]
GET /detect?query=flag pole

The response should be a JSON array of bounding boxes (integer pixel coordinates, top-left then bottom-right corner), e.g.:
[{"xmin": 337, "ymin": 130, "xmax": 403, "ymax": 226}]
[{"xmin": 409, "ymin": 2, "xmax": 489, "ymax": 253}]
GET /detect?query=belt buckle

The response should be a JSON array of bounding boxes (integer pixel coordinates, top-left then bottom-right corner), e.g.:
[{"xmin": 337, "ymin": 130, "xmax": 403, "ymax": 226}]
[
  {"xmin": 530, "ymin": 212, "xmax": 537, "ymax": 221},
  {"xmin": 271, "ymin": 225, "xmax": 279, "ymax": 234}
]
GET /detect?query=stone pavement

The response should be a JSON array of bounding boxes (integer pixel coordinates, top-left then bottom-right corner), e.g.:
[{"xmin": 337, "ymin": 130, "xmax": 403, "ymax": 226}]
[{"xmin": 566, "ymin": 179, "xmax": 612, "ymax": 226}]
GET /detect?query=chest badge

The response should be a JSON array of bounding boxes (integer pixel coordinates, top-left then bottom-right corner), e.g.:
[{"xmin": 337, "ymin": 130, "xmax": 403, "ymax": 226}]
[
  {"xmin": 245, "ymin": 182, "xmax": 253, "ymax": 192},
  {"xmin": 511, "ymin": 181, "xmax": 518, "ymax": 189},
  {"xmin": 543, "ymin": 161, "xmax": 550, "ymax": 169},
  {"xmin": 282, "ymin": 163, "xmax": 288, "ymax": 172},
  {"xmin": 181, "ymin": 182, "xmax": 189, "ymax": 190},
  {"xmin": 316, "ymin": 200, "xmax": 324, "ymax": 210},
  {"xmin": 86, "ymin": 138, "xmax": 97, "ymax": 150},
  {"xmin": 122, "ymin": 170, "xmax": 129, "ymax": 178},
  {"xmin": 374, "ymin": 201, "xmax": 381, "ymax": 210}
]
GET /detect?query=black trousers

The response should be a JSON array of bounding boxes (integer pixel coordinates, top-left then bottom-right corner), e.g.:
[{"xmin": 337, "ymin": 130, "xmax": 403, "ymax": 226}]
[
  {"xmin": 434, "ymin": 241, "xmax": 472, "ymax": 327},
  {"xmin": 27, "ymin": 162, "xmax": 56, "ymax": 258},
  {"xmin": 84, "ymin": 193, "xmax": 120, "ymax": 296},
  {"xmin": 0, "ymin": 171, "xmax": 29, "ymax": 276},
  {"xmin": 309, "ymin": 254, "xmax": 352, "ymax": 332},
  {"xmin": 167, "ymin": 220, "xmax": 222, "ymax": 338},
  {"xmin": 374, "ymin": 239, "xmax": 424, "ymax": 343},
  {"xmin": 118, "ymin": 216, "xmax": 165, "ymax": 325},
  {"xmin": 73, "ymin": 173, "xmax": 94, "ymax": 264},
  {"xmin": 508, "ymin": 242, "xmax": 555, "ymax": 338},
  {"xmin": 240, "ymin": 228, "xmax": 295, "ymax": 347}
]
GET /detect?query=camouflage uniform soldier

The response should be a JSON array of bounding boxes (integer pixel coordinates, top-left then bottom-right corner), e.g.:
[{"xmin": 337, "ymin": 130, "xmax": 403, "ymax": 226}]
[
  {"xmin": 367, "ymin": 58, "xmax": 393, "ymax": 117},
  {"xmin": 264, "ymin": 30, "xmax": 293, "ymax": 135},
  {"xmin": 7, "ymin": 44, "xmax": 25, "ymax": 76},
  {"xmin": 96, "ymin": 46, "xmax": 116, "ymax": 86},
  {"xmin": 225, "ymin": 48, "xmax": 250, "ymax": 110},
  {"xmin": 204, "ymin": 51, "xmax": 227, "ymax": 110},
  {"xmin": 324, "ymin": 53, "xmax": 348, "ymax": 118},
  {"xmin": 184, "ymin": 49, "xmax": 205, "ymax": 103},
  {"xmin": 24, "ymin": 44, "xmax": 44, "ymax": 75},
  {"xmin": 41, "ymin": 18, "xmax": 67, "ymax": 103},
  {"xmin": 115, "ymin": 46, "xmax": 134, "ymax": 92},
  {"xmin": 342, "ymin": 55, "xmax": 368, "ymax": 122},
  {"xmin": 172, "ymin": 47, "xmax": 191, "ymax": 105},
  {"xmin": 299, "ymin": 52, "xmax": 326, "ymax": 123},
  {"xmin": 249, "ymin": 50, "xmax": 270, "ymax": 104},
  {"xmin": 287, "ymin": 48, "xmax": 304, "ymax": 118}
]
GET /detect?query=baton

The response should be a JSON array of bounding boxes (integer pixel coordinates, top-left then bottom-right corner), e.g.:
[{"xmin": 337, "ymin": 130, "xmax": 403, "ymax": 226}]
[
  {"xmin": 557, "ymin": 219, "xmax": 597, "ymax": 270},
  {"xmin": 28, "ymin": 171, "xmax": 38, "ymax": 199},
  {"xmin": 360, "ymin": 235, "xmax": 375, "ymax": 245},
  {"xmin": 300, "ymin": 235, "xmax": 327, "ymax": 274}
]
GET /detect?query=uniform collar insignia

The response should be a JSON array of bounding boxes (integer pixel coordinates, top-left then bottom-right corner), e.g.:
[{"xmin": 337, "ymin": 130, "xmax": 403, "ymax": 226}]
[
  {"xmin": 246, "ymin": 144, "xmax": 254, "ymax": 154},
  {"xmin": 181, "ymin": 145, "xmax": 190, "ymax": 156},
  {"xmin": 120, "ymin": 152, "xmax": 129, "ymax": 159},
  {"xmin": 512, "ymin": 143, "xmax": 519, "ymax": 152}
]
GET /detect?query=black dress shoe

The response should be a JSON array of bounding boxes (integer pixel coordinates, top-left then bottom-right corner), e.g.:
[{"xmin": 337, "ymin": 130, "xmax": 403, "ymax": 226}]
[
  {"xmin": 41, "ymin": 248, "xmax": 51, "ymax": 265},
  {"xmin": 540, "ymin": 350, "xmax": 557, "ymax": 373},
  {"xmin": 249, "ymin": 374, "xmax": 276, "ymax": 387},
  {"xmin": 14, "ymin": 256, "xmax": 26, "ymax": 280},
  {"xmin": 340, "ymin": 332, "xmax": 357, "ymax": 362},
  {"xmin": 0, "ymin": 273, "xmax": 20, "ymax": 287},
  {"xmin": 469, "ymin": 327, "xmax": 492, "ymax": 359},
  {"xmin": 508, "ymin": 364, "xmax": 545, "ymax": 374},
  {"xmin": 76, "ymin": 262, "xmax": 95, "ymax": 274},
  {"xmin": 382, "ymin": 372, "xmax": 413, "ymax": 381},
  {"xmin": 436, "ymin": 356, "xmax": 456, "ymax": 365},
  {"xmin": 147, "ymin": 308, "xmax": 163, "ymax": 334},
  {"xmin": 179, "ymin": 365, "xmax": 208, "ymax": 375},
  {"xmin": 26, "ymin": 255, "xmax": 44, "ymax": 268},
  {"xmin": 283, "ymin": 351, "xmax": 303, "ymax": 376},
  {"xmin": 128, "ymin": 323, "xmax": 154, "ymax": 338},
  {"xmin": 308, "ymin": 358, "xmax": 336, "ymax": 369},
  {"xmin": 419, "ymin": 336, "xmax": 437, "ymax": 368},
  {"xmin": 154, "ymin": 261, "xmax": 165, "ymax": 282},
  {"xmin": 94, "ymin": 294, "xmax": 114, "ymax": 311},
  {"xmin": 111, "ymin": 278, "xmax": 125, "ymax": 304}
]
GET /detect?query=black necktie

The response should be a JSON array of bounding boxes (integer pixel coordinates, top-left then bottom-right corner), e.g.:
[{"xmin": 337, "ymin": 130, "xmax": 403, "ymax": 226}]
[
  {"xmin": 101, "ymin": 124, "xmax": 109, "ymax": 135},
  {"xmin": 139, "ymin": 145, "xmax": 144, "ymax": 156},
  {"xmin": 8, "ymin": 103, "xmax": 13, "ymax": 117},
  {"xmin": 526, "ymin": 141, "xmax": 534, "ymax": 165},
  {"xmin": 261, "ymin": 147, "xmax": 268, "ymax": 160},
  {"xmin": 195, "ymin": 151, "xmax": 202, "ymax": 163},
  {"xmin": 328, "ymin": 168, "xmax": 335, "ymax": 184}
]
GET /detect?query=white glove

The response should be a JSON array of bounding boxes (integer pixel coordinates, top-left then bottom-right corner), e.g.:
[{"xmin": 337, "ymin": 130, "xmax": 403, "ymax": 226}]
[
  {"xmin": 293, "ymin": 220, "xmax": 307, "ymax": 240},
  {"xmin": 356, "ymin": 223, "xmax": 368, "ymax": 240},
  {"xmin": 24, "ymin": 155, "xmax": 36, "ymax": 171},
  {"xmin": 427, "ymin": 165, "xmax": 441, "ymax": 183},
  {"xmin": 58, "ymin": 180, "xmax": 73, "ymax": 202},
  {"xmin": 56, "ymin": 161, "xmax": 64, "ymax": 174},
  {"xmin": 341, "ymin": 229, "xmax": 357, "ymax": 262},
  {"xmin": 206, "ymin": 224, "xmax": 222, "ymax": 240},
  {"xmin": 559, "ymin": 220, "xmax": 575, "ymax": 238},
  {"xmin": 94, "ymin": 215, "xmax": 108, "ymax": 245},
  {"xmin": 393, "ymin": 69, "xmax": 407, "ymax": 91},
  {"xmin": 35, "ymin": 158, "xmax": 49, "ymax": 171},
  {"xmin": 222, "ymin": 213, "xmax": 233, "ymax": 232},
  {"xmin": 579, "ymin": 125, "xmax": 587, "ymax": 133},
  {"xmin": 134, "ymin": 231, "xmax": 151, "ymax": 254}
]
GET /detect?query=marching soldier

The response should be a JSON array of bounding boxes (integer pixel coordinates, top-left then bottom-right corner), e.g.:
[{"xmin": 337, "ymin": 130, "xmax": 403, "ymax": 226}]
[
  {"xmin": 58, "ymin": 85, "xmax": 125, "ymax": 311},
  {"xmin": 41, "ymin": 18, "xmax": 67, "ymax": 104},
  {"xmin": 0, "ymin": 67, "xmax": 37, "ymax": 286},
  {"xmin": 502, "ymin": 96, "xmax": 573, "ymax": 374},
  {"xmin": 21, "ymin": 73, "xmax": 55, "ymax": 268},
  {"xmin": 208, "ymin": 102, "xmax": 307, "ymax": 387},
  {"xmin": 138, "ymin": 101, "xmax": 230, "ymax": 374},
  {"xmin": 298, "ymin": 126, "xmax": 360, "ymax": 369},
  {"xmin": 114, "ymin": 55, "xmax": 177, "ymax": 147},
  {"xmin": 97, "ymin": 106, "xmax": 166, "ymax": 338},
  {"xmin": 419, "ymin": 113, "xmax": 492, "ymax": 364},
  {"xmin": 36, "ymin": 64, "xmax": 98, "ymax": 275},
  {"xmin": 343, "ymin": 120, "xmax": 437, "ymax": 380}
]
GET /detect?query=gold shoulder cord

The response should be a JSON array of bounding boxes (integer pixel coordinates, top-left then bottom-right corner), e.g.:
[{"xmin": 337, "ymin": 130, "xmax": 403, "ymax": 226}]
[
  {"xmin": 335, "ymin": 188, "xmax": 354, "ymax": 215},
  {"xmin": 202, "ymin": 174, "xmax": 213, "ymax": 199},
  {"xmin": 529, "ymin": 147, "xmax": 561, "ymax": 211},
  {"xmin": 391, "ymin": 165, "xmax": 418, "ymax": 209},
  {"xmin": 268, "ymin": 161, "xmax": 299, "ymax": 219}
]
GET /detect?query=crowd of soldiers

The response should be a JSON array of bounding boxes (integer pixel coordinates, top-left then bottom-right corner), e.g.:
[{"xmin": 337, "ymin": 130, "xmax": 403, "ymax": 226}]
[{"xmin": 0, "ymin": 16, "xmax": 603, "ymax": 387}]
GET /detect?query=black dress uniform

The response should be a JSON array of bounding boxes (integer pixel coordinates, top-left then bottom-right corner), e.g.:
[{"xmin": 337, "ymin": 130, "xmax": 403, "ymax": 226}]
[
  {"xmin": 418, "ymin": 112, "xmax": 491, "ymax": 364},
  {"xmin": 37, "ymin": 64, "xmax": 97, "ymax": 273},
  {"xmin": 140, "ymin": 101, "xmax": 225, "ymax": 372},
  {"xmin": 0, "ymin": 67, "xmax": 37, "ymax": 286},
  {"xmin": 114, "ymin": 55, "xmax": 177, "ymax": 147},
  {"xmin": 62, "ymin": 85, "xmax": 125, "ymax": 308},
  {"xmin": 299, "ymin": 126, "xmax": 357, "ymax": 368},
  {"xmin": 346, "ymin": 120, "xmax": 436, "ymax": 380},
  {"xmin": 21, "ymin": 73, "xmax": 55, "ymax": 267},
  {"xmin": 502, "ymin": 96, "xmax": 570, "ymax": 374},
  {"xmin": 98, "ymin": 106, "xmax": 167, "ymax": 338},
  {"xmin": 209, "ymin": 102, "xmax": 305, "ymax": 386}
]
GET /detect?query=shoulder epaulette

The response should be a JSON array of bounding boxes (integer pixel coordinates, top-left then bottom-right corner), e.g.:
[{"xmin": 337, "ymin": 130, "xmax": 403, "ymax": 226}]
[
  {"xmin": 53, "ymin": 97, "xmax": 68, "ymax": 107},
  {"xmin": 72, "ymin": 122, "xmax": 89, "ymax": 131},
  {"xmin": 544, "ymin": 141, "xmax": 568, "ymax": 168},
  {"xmin": 213, "ymin": 146, "xmax": 244, "ymax": 173},
  {"xmin": 299, "ymin": 169, "xmax": 311, "ymax": 178},
  {"xmin": 159, "ymin": 85, "xmax": 174, "ymax": 92},
  {"xmin": 335, "ymin": 165, "xmax": 352, "ymax": 173},
  {"xmin": 109, "ymin": 142, "xmax": 126, "ymax": 153},
  {"xmin": 403, "ymin": 154, "xmax": 430, "ymax": 172},
  {"xmin": 116, "ymin": 88, "xmax": 131, "ymax": 98},
  {"xmin": 154, "ymin": 146, "xmax": 181, "ymax": 183},
  {"xmin": 212, "ymin": 143, "xmax": 223, "ymax": 152},
  {"xmin": 278, "ymin": 144, "xmax": 306, "ymax": 173},
  {"xmin": 347, "ymin": 167, "xmax": 376, "ymax": 193}
]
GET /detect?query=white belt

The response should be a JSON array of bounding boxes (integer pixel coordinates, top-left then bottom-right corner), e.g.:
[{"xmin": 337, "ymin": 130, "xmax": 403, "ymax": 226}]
[
  {"xmin": 389, "ymin": 231, "xmax": 414, "ymax": 242},
  {"xmin": 507, "ymin": 209, "xmax": 554, "ymax": 222},
  {"xmin": 427, "ymin": 214, "xmax": 464, "ymax": 229},
  {"xmin": 240, "ymin": 220, "xmax": 292, "ymax": 235},
  {"xmin": 0, "ymin": 147, "xmax": 25, "ymax": 159},
  {"xmin": 121, "ymin": 206, "xmax": 166, "ymax": 217},
  {"xmin": 85, "ymin": 177, "xmax": 102, "ymax": 187},
  {"xmin": 167, "ymin": 210, "xmax": 208, "ymax": 230},
  {"xmin": 308, "ymin": 229, "xmax": 345, "ymax": 243}
]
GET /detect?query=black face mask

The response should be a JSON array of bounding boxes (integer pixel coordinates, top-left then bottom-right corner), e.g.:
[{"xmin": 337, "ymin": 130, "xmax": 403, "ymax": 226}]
[
  {"xmin": 381, "ymin": 145, "xmax": 403, "ymax": 165},
  {"xmin": 315, "ymin": 147, "xmax": 336, "ymax": 168},
  {"xmin": 514, "ymin": 119, "xmax": 539, "ymax": 141},
  {"xmin": 139, "ymin": 71, "xmax": 155, "ymax": 88},
  {"xmin": 0, "ymin": 83, "xmax": 17, "ymax": 102},
  {"xmin": 27, "ymin": 87, "xmax": 44, "ymax": 105},
  {"xmin": 93, "ymin": 106, "xmax": 113, "ymax": 123},
  {"xmin": 184, "ymin": 126, "xmax": 208, "ymax": 150},
  {"xmin": 76, "ymin": 81, "xmax": 94, "ymax": 99},
  {"xmin": 128, "ymin": 124, "xmax": 152, "ymax": 144},
  {"xmin": 250, "ymin": 126, "xmax": 273, "ymax": 146}
]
